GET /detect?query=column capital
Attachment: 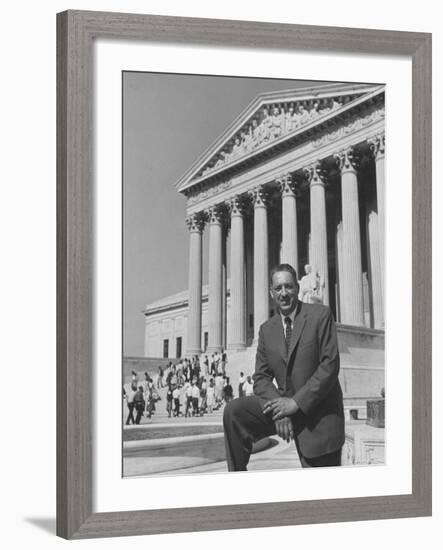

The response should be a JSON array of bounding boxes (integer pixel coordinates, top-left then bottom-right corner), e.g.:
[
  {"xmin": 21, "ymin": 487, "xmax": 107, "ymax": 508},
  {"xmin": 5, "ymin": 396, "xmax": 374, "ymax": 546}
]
[
  {"xmin": 249, "ymin": 185, "xmax": 269, "ymax": 208},
  {"xmin": 226, "ymin": 195, "xmax": 246, "ymax": 217},
  {"xmin": 368, "ymin": 133, "xmax": 385, "ymax": 161},
  {"xmin": 277, "ymin": 173, "xmax": 299, "ymax": 197},
  {"xmin": 303, "ymin": 162, "xmax": 328, "ymax": 188},
  {"xmin": 206, "ymin": 204, "xmax": 226, "ymax": 225},
  {"xmin": 334, "ymin": 147, "xmax": 359, "ymax": 174},
  {"xmin": 186, "ymin": 212, "xmax": 205, "ymax": 232}
]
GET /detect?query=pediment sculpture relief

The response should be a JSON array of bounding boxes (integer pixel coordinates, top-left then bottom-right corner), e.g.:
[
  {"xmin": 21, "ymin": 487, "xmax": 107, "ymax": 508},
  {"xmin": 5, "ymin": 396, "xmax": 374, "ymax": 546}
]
[{"xmin": 196, "ymin": 96, "xmax": 349, "ymax": 179}]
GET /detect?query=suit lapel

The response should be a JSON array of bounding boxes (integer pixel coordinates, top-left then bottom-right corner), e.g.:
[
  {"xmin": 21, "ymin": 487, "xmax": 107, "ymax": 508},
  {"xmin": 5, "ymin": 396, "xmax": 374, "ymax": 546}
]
[{"xmin": 288, "ymin": 303, "xmax": 307, "ymax": 360}]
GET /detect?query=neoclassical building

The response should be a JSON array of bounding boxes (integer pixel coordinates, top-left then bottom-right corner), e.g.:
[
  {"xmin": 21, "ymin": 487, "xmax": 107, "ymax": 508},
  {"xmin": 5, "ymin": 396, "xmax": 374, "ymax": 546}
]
[{"xmin": 144, "ymin": 82, "xmax": 385, "ymax": 359}]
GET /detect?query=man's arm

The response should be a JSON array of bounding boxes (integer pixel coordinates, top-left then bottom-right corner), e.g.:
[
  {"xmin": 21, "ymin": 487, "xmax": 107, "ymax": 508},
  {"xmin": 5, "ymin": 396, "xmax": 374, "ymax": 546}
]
[
  {"xmin": 252, "ymin": 325, "xmax": 281, "ymax": 401},
  {"xmin": 293, "ymin": 307, "xmax": 340, "ymax": 415},
  {"xmin": 253, "ymin": 325, "xmax": 297, "ymax": 438}
]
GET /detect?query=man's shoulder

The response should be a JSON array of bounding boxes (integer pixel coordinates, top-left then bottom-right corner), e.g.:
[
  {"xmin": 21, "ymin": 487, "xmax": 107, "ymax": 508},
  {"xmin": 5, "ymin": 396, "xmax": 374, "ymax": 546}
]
[
  {"xmin": 259, "ymin": 313, "xmax": 281, "ymax": 333},
  {"xmin": 301, "ymin": 302, "xmax": 332, "ymax": 318}
]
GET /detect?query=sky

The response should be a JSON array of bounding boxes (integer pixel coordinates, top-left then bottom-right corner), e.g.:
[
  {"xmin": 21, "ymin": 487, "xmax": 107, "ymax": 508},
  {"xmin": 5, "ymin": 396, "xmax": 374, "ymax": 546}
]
[{"xmin": 123, "ymin": 71, "xmax": 331, "ymax": 356}]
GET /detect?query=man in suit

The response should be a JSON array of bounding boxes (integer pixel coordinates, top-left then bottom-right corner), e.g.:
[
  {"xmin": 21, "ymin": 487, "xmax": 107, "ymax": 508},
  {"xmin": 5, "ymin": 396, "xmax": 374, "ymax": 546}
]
[{"xmin": 223, "ymin": 263, "xmax": 344, "ymax": 470}]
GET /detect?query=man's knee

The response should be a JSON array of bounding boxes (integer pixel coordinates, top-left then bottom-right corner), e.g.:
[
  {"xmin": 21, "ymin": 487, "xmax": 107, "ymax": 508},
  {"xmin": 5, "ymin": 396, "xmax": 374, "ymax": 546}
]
[
  {"xmin": 224, "ymin": 396, "xmax": 260, "ymax": 426},
  {"xmin": 223, "ymin": 397, "xmax": 241, "ymax": 424},
  {"xmin": 223, "ymin": 396, "xmax": 251, "ymax": 425}
]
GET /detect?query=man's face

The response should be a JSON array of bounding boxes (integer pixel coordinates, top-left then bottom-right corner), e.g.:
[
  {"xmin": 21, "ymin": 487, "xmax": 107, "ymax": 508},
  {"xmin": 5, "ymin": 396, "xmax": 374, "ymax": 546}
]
[{"xmin": 270, "ymin": 270, "xmax": 299, "ymax": 315}]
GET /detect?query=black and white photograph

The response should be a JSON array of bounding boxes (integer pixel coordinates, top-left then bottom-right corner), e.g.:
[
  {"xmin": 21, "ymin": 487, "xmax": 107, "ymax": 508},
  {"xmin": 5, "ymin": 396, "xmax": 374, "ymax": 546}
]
[
  {"xmin": 122, "ymin": 72, "xmax": 386, "ymax": 477},
  {"xmin": 2, "ymin": 0, "xmax": 437, "ymax": 545}
]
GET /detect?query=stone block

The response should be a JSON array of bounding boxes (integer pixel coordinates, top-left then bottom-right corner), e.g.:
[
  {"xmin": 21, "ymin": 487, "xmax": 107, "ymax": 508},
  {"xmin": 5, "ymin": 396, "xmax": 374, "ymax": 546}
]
[{"xmin": 342, "ymin": 422, "xmax": 385, "ymax": 465}]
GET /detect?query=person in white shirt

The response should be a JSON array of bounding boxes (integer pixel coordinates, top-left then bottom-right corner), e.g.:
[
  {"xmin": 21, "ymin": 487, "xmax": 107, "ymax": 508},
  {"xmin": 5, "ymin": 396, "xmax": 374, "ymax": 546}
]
[
  {"xmin": 191, "ymin": 381, "xmax": 201, "ymax": 416},
  {"xmin": 200, "ymin": 378, "xmax": 208, "ymax": 413},
  {"xmin": 215, "ymin": 374, "xmax": 224, "ymax": 408},
  {"xmin": 242, "ymin": 376, "xmax": 254, "ymax": 397},
  {"xmin": 172, "ymin": 385, "xmax": 181, "ymax": 417},
  {"xmin": 184, "ymin": 382, "xmax": 193, "ymax": 417},
  {"xmin": 206, "ymin": 379, "xmax": 215, "ymax": 414},
  {"xmin": 125, "ymin": 383, "xmax": 137, "ymax": 425}
]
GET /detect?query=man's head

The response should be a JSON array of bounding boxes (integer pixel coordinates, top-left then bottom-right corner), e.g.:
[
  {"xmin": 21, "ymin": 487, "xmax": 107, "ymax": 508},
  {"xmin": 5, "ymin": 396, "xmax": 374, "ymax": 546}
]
[{"xmin": 270, "ymin": 263, "xmax": 299, "ymax": 316}]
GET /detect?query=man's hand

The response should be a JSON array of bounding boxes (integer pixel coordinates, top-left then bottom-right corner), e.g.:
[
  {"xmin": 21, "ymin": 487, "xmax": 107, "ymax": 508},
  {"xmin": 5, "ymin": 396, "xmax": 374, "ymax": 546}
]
[
  {"xmin": 263, "ymin": 397, "xmax": 299, "ymax": 420},
  {"xmin": 274, "ymin": 417, "xmax": 294, "ymax": 443}
]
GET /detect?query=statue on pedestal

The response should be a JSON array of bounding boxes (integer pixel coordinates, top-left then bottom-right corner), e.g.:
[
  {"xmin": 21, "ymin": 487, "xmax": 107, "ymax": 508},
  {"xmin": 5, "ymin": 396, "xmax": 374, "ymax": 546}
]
[
  {"xmin": 366, "ymin": 387, "xmax": 385, "ymax": 428},
  {"xmin": 298, "ymin": 264, "xmax": 325, "ymax": 304}
]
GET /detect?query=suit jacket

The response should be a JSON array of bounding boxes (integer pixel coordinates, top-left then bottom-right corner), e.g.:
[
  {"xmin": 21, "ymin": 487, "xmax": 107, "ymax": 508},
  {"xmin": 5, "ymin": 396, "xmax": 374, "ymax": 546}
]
[{"xmin": 252, "ymin": 302, "xmax": 345, "ymax": 458}]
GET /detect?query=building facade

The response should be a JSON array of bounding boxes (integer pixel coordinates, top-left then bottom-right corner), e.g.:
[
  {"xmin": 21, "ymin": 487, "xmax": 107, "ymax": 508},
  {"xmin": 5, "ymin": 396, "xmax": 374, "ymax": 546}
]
[{"xmin": 144, "ymin": 82, "xmax": 385, "ymax": 358}]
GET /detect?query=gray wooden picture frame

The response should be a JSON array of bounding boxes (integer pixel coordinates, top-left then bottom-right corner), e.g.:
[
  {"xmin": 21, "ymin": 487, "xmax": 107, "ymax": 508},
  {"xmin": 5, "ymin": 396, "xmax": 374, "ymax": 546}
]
[{"xmin": 56, "ymin": 9, "xmax": 432, "ymax": 540}]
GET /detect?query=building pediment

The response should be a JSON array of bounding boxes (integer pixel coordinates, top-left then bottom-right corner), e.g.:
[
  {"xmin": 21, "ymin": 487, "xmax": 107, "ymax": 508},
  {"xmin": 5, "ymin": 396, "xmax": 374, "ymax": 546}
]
[{"xmin": 175, "ymin": 83, "xmax": 384, "ymax": 196}]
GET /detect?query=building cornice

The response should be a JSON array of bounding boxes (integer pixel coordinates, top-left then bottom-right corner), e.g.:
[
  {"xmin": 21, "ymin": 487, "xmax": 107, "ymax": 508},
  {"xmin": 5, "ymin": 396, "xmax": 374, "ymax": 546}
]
[{"xmin": 185, "ymin": 102, "xmax": 384, "ymax": 214}]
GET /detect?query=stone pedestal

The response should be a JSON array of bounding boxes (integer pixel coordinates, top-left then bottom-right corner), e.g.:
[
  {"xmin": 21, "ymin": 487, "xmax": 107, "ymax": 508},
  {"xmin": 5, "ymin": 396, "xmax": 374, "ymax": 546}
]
[
  {"xmin": 366, "ymin": 398, "xmax": 385, "ymax": 428},
  {"xmin": 342, "ymin": 422, "xmax": 385, "ymax": 465}
]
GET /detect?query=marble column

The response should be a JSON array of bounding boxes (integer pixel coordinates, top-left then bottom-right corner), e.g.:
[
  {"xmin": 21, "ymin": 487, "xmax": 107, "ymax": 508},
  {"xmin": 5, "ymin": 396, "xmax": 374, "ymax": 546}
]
[
  {"xmin": 250, "ymin": 185, "xmax": 269, "ymax": 340},
  {"xmin": 279, "ymin": 174, "xmax": 299, "ymax": 274},
  {"xmin": 304, "ymin": 162, "xmax": 329, "ymax": 305},
  {"xmin": 206, "ymin": 206, "xmax": 224, "ymax": 353},
  {"xmin": 367, "ymin": 209, "xmax": 384, "ymax": 328},
  {"xmin": 227, "ymin": 196, "xmax": 246, "ymax": 350},
  {"xmin": 368, "ymin": 133, "xmax": 385, "ymax": 300},
  {"xmin": 336, "ymin": 220, "xmax": 344, "ymax": 323},
  {"xmin": 222, "ymin": 227, "xmax": 228, "ymax": 350},
  {"xmin": 185, "ymin": 213, "xmax": 205, "ymax": 355},
  {"xmin": 245, "ymin": 222, "xmax": 254, "ymax": 345},
  {"xmin": 335, "ymin": 148, "xmax": 365, "ymax": 326}
]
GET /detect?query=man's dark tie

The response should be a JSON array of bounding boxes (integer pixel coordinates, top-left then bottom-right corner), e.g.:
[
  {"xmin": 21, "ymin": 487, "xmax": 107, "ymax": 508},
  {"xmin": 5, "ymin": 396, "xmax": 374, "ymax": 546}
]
[{"xmin": 284, "ymin": 316, "xmax": 292, "ymax": 352}]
